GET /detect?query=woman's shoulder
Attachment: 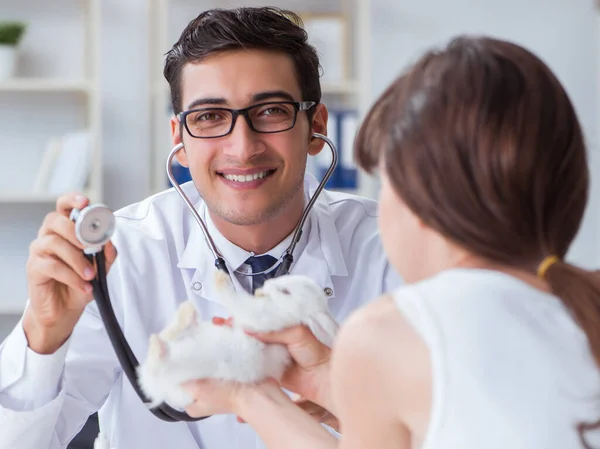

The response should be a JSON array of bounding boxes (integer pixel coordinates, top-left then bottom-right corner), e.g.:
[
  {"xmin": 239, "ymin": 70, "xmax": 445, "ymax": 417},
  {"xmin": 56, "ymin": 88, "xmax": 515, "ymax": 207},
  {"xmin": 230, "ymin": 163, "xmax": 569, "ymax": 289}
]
[
  {"xmin": 337, "ymin": 295, "xmax": 412, "ymax": 351},
  {"xmin": 333, "ymin": 295, "xmax": 431, "ymax": 416},
  {"xmin": 333, "ymin": 295, "xmax": 431, "ymax": 427}
]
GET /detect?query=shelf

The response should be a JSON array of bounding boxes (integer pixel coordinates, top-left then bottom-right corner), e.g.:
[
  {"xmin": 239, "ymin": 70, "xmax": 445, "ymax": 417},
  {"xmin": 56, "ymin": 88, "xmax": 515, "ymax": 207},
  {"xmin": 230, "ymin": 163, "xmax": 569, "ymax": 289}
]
[
  {"xmin": 153, "ymin": 79, "xmax": 360, "ymax": 99},
  {"xmin": 0, "ymin": 189, "xmax": 98, "ymax": 204},
  {"xmin": 0, "ymin": 79, "xmax": 93, "ymax": 93},
  {"xmin": 0, "ymin": 301, "xmax": 26, "ymax": 315},
  {"xmin": 0, "ymin": 193, "xmax": 63, "ymax": 203},
  {"xmin": 322, "ymin": 80, "xmax": 359, "ymax": 95}
]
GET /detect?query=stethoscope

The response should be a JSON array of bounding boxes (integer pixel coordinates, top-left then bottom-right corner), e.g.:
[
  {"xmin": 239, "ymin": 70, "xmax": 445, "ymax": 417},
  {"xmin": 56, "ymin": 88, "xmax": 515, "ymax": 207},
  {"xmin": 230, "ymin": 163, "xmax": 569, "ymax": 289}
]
[{"xmin": 70, "ymin": 132, "xmax": 337, "ymax": 422}]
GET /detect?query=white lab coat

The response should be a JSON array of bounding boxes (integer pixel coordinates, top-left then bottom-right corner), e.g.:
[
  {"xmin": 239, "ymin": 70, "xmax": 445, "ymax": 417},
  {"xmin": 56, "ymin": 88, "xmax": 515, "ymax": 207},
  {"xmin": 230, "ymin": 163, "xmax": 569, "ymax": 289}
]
[{"xmin": 0, "ymin": 176, "xmax": 401, "ymax": 449}]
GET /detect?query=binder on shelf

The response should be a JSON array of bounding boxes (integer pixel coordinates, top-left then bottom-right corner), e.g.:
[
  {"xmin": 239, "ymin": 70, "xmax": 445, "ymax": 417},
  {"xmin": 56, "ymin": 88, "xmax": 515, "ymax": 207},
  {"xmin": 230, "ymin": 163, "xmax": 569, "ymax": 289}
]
[
  {"xmin": 34, "ymin": 130, "xmax": 93, "ymax": 195},
  {"xmin": 339, "ymin": 110, "xmax": 359, "ymax": 189},
  {"xmin": 315, "ymin": 109, "xmax": 359, "ymax": 190},
  {"xmin": 167, "ymin": 160, "xmax": 192, "ymax": 188},
  {"xmin": 33, "ymin": 137, "xmax": 61, "ymax": 193},
  {"xmin": 311, "ymin": 109, "xmax": 339, "ymax": 188}
]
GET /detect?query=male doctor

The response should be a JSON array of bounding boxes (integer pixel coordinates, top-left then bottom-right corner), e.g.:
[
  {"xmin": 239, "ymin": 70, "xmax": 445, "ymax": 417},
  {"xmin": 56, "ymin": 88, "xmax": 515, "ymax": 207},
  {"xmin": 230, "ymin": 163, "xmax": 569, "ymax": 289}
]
[{"xmin": 0, "ymin": 7, "xmax": 400, "ymax": 449}]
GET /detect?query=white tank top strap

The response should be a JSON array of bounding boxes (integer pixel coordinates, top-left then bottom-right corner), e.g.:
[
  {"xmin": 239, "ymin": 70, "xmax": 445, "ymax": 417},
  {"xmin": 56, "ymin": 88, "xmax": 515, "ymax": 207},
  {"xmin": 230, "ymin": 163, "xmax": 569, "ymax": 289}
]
[{"xmin": 392, "ymin": 285, "xmax": 446, "ymax": 449}]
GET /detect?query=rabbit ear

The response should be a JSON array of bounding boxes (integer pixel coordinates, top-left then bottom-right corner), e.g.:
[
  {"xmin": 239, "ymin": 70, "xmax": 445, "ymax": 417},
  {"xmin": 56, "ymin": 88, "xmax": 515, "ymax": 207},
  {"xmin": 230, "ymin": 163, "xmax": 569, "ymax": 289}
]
[
  {"xmin": 214, "ymin": 270, "xmax": 235, "ymax": 294},
  {"xmin": 159, "ymin": 301, "xmax": 198, "ymax": 341},
  {"xmin": 149, "ymin": 334, "xmax": 167, "ymax": 358},
  {"xmin": 178, "ymin": 300, "xmax": 199, "ymax": 324},
  {"xmin": 143, "ymin": 334, "xmax": 169, "ymax": 375},
  {"xmin": 307, "ymin": 312, "xmax": 339, "ymax": 348},
  {"xmin": 93, "ymin": 432, "xmax": 111, "ymax": 449},
  {"xmin": 213, "ymin": 270, "xmax": 255, "ymax": 310}
]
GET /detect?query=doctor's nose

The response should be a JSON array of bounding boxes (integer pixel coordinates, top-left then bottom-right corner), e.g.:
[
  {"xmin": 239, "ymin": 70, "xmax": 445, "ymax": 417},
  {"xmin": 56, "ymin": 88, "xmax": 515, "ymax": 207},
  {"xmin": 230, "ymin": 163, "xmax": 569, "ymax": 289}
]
[{"xmin": 222, "ymin": 115, "xmax": 266, "ymax": 162}]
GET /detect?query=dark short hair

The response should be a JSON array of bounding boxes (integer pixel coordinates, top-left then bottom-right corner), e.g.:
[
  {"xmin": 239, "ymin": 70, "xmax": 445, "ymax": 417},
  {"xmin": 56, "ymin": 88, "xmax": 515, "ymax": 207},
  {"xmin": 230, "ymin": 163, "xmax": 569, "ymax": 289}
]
[
  {"xmin": 163, "ymin": 7, "xmax": 321, "ymax": 120},
  {"xmin": 355, "ymin": 35, "xmax": 600, "ymax": 446}
]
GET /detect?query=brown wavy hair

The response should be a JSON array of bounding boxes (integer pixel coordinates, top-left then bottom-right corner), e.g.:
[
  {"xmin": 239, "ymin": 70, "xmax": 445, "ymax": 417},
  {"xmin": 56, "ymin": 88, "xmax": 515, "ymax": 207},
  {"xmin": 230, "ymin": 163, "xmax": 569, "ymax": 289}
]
[
  {"xmin": 163, "ymin": 7, "xmax": 321, "ymax": 119},
  {"xmin": 355, "ymin": 35, "xmax": 600, "ymax": 446}
]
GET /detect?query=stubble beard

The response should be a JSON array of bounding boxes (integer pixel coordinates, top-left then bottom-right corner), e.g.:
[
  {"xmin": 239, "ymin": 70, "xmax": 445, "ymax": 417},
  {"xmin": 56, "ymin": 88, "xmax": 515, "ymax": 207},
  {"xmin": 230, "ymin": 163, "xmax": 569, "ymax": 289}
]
[{"xmin": 205, "ymin": 173, "xmax": 305, "ymax": 226}]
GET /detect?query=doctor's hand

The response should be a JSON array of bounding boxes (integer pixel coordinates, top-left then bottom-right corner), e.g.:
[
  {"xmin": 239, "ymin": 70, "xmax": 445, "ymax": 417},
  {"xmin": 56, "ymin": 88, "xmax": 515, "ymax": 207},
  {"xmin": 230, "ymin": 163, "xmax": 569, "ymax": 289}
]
[{"xmin": 24, "ymin": 192, "xmax": 118, "ymax": 354}]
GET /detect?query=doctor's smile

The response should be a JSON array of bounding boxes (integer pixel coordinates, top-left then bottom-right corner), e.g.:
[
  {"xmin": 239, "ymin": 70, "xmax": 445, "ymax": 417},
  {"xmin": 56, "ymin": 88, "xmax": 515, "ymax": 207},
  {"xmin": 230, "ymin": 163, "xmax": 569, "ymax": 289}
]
[{"xmin": 216, "ymin": 167, "xmax": 278, "ymax": 190}]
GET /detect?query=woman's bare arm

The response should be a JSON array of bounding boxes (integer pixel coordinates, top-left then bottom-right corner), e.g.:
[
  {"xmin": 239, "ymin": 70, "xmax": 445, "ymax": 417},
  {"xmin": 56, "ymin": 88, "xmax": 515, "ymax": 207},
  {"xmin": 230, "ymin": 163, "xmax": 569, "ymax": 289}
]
[
  {"xmin": 331, "ymin": 295, "xmax": 432, "ymax": 449},
  {"xmin": 187, "ymin": 295, "xmax": 432, "ymax": 449},
  {"xmin": 235, "ymin": 379, "xmax": 338, "ymax": 449}
]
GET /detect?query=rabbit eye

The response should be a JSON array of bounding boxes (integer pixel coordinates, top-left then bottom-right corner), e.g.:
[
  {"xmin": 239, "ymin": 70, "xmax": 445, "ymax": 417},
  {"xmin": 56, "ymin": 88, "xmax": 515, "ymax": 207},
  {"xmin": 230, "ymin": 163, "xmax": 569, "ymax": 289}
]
[{"xmin": 279, "ymin": 287, "xmax": 291, "ymax": 295}]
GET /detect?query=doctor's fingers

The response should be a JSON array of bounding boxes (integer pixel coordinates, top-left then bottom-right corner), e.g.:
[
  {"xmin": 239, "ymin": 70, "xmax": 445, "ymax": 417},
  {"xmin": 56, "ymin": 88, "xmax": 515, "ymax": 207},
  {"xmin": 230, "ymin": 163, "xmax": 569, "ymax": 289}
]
[
  {"xmin": 38, "ymin": 212, "xmax": 118, "ymax": 273},
  {"xmin": 38, "ymin": 211, "xmax": 85, "ymax": 249},
  {"xmin": 56, "ymin": 192, "xmax": 89, "ymax": 216},
  {"xmin": 29, "ymin": 234, "xmax": 96, "ymax": 288},
  {"xmin": 27, "ymin": 252, "xmax": 93, "ymax": 296},
  {"xmin": 103, "ymin": 240, "xmax": 118, "ymax": 271}
]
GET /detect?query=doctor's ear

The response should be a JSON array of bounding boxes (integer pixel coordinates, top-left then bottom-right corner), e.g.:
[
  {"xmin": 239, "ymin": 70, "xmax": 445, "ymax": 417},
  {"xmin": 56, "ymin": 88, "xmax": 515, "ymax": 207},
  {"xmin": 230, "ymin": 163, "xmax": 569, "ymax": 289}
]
[
  {"xmin": 170, "ymin": 116, "xmax": 189, "ymax": 168},
  {"xmin": 175, "ymin": 145, "xmax": 189, "ymax": 168},
  {"xmin": 308, "ymin": 104, "xmax": 328, "ymax": 156}
]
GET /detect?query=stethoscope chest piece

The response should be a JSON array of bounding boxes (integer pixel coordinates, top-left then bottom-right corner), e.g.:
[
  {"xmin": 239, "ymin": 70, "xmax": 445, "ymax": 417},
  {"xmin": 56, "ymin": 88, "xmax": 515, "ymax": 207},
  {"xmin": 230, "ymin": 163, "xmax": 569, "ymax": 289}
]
[{"xmin": 70, "ymin": 204, "xmax": 116, "ymax": 252}]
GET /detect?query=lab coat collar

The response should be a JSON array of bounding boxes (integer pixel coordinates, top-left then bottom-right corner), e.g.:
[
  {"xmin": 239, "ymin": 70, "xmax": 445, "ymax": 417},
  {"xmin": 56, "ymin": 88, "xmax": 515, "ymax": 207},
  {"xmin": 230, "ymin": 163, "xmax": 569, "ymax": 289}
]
[
  {"xmin": 201, "ymin": 198, "xmax": 310, "ymax": 274},
  {"xmin": 177, "ymin": 175, "xmax": 347, "ymax": 297}
]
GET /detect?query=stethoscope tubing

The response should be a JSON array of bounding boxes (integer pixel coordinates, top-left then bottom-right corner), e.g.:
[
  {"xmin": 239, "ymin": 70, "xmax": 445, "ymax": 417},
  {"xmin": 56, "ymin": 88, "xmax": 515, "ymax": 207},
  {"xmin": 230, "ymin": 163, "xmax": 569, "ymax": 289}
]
[
  {"xmin": 84, "ymin": 132, "xmax": 338, "ymax": 422},
  {"xmin": 165, "ymin": 132, "xmax": 338, "ymax": 278}
]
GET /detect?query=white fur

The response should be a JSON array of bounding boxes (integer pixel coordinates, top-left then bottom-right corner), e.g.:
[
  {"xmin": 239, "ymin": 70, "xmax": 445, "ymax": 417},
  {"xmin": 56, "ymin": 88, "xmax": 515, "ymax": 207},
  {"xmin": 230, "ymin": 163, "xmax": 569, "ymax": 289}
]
[
  {"xmin": 136, "ymin": 272, "xmax": 338, "ymax": 410},
  {"xmin": 215, "ymin": 271, "xmax": 339, "ymax": 347},
  {"xmin": 93, "ymin": 433, "xmax": 113, "ymax": 449}
]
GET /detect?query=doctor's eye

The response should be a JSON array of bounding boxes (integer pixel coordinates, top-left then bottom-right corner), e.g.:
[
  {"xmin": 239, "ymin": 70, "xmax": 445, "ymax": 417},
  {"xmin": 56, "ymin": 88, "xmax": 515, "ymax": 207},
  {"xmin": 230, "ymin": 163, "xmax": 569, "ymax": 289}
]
[
  {"xmin": 190, "ymin": 110, "xmax": 228, "ymax": 123},
  {"xmin": 255, "ymin": 103, "xmax": 293, "ymax": 118},
  {"xmin": 262, "ymin": 107, "xmax": 286, "ymax": 116}
]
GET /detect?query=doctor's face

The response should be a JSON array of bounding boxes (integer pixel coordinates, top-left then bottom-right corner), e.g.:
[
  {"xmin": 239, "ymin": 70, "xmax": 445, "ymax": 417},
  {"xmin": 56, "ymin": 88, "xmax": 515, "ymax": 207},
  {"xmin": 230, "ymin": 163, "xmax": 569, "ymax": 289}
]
[{"xmin": 171, "ymin": 49, "xmax": 327, "ymax": 226}]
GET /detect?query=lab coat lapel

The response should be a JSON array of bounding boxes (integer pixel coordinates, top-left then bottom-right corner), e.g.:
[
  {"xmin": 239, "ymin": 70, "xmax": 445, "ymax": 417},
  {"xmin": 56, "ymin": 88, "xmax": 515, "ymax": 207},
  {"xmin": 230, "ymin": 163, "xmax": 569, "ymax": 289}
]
[
  {"xmin": 177, "ymin": 215, "xmax": 246, "ymax": 308},
  {"xmin": 285, "ymin": 188, "xmax": 349, "ymax": 299}
]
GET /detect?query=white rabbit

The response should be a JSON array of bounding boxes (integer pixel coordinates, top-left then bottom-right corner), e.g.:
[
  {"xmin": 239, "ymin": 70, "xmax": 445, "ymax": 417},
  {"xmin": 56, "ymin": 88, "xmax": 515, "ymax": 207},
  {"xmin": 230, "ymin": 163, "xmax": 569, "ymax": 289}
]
[
  {"xmin": 214, "ymin": 270, "xmax": 339, "ymax": 348},
  {"xmin": 136, "ymin": 271, "xmax": 339, "ymax": 410}
]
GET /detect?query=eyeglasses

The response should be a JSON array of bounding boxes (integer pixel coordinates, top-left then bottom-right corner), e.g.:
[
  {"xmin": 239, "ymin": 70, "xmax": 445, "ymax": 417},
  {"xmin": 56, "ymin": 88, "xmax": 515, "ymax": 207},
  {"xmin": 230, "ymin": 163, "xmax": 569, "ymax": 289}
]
[{"xmin": 178, "ymin": 101, "xmax": 316, "ymax": 139}]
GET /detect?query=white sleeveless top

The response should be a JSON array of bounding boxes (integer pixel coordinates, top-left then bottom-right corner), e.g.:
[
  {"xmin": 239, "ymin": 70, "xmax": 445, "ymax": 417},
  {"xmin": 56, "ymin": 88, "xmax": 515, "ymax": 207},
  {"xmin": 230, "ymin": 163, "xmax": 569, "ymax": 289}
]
[{"xmin": 393, "ymin": 268, "xmax": 600, "ymax": 449}]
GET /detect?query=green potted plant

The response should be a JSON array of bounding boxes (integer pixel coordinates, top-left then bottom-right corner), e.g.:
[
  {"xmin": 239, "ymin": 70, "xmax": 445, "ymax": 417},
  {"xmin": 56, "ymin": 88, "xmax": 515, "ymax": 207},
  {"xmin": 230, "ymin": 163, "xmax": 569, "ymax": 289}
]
[{"xmin": 0, "ymin": 21, "xmax": 26, "ymax": 79}]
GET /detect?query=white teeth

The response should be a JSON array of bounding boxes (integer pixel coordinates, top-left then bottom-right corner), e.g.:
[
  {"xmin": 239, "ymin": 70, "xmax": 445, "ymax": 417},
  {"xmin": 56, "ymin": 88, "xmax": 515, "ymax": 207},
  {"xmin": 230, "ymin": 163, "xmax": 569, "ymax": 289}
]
[{"xmin": 223, "ymin": 171, "xmax": 269, "ymax": 183}]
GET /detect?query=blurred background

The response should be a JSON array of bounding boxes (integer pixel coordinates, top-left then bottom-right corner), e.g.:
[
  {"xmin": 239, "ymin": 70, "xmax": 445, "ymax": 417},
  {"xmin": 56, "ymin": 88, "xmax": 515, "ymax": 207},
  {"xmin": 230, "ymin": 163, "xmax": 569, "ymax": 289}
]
[
  {"xmin": 0, "ymin": 0, "xmax": 598, "ymax": 446},
  {"xmin": 0, "ymin": 0, "xmax": 598, "ymax": 364},
  {"xmin": 1, "ymin": 0, "xmax": 599, "ymax": 335}
]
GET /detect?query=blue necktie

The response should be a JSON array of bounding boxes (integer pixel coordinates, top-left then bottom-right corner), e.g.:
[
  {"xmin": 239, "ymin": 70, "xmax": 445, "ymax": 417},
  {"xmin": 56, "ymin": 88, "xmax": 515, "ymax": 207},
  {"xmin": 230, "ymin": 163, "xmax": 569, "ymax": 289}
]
[{"xmin": 245, "ymin": 254, "xmax": 278, "ymax": 293}]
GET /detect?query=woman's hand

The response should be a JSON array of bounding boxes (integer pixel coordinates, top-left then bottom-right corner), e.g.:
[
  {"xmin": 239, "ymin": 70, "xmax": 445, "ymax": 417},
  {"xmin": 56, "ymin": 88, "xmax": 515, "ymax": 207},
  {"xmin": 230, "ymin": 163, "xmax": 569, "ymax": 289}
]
[
  {"xmin": 181, "ymin": 378, "xmax": 245, "ymax": 418},
  {"xmin": 251, "ymin": 325, "xmax": 332, "ymax": 408},
  {"xmin": 212, "ymin": 317, "xmax": 334, "ymax": 412},
  {"xmin": 184, "ymin": 377, "xmax": 338, "ymax": 449}
]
